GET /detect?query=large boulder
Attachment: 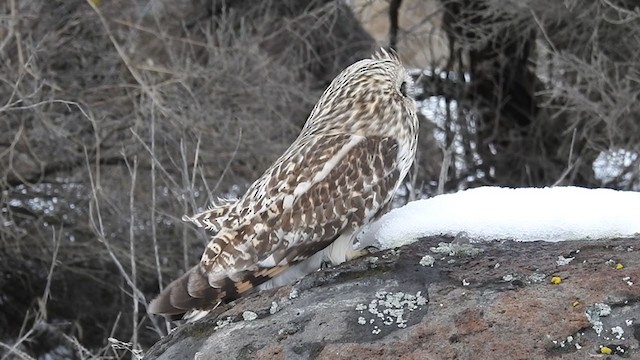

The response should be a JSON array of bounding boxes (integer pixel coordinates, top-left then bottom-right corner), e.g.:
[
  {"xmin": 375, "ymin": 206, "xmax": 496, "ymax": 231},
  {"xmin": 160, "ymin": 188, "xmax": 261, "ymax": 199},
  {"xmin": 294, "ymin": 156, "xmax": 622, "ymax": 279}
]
[{"xmin": 145, "ymin": 236, "xmax": 640, "ymax": 359}]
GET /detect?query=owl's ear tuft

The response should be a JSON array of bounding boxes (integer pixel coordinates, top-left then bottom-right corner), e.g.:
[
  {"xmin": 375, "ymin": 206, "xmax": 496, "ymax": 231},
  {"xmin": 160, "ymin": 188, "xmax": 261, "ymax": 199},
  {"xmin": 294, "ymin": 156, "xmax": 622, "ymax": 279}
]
[{"xmin": 371, "ymin": 47, "xmax": 401, "ymax": 63}]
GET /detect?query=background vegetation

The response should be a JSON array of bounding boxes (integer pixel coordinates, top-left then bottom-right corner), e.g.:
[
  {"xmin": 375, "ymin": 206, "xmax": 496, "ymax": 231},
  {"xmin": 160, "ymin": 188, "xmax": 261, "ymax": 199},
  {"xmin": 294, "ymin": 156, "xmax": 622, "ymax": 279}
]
[{"xmin": 1, "ymin": 0, "xmax": 638, "ymax": 358}]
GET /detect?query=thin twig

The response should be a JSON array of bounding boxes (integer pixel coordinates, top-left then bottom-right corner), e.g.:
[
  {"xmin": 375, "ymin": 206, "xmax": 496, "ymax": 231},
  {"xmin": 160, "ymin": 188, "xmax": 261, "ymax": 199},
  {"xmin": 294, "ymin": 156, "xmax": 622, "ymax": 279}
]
[
  {"xmin": 148, "ymin": 107, "xmax": 171, "ymax": 333},
  {"xmin": 84, "ymin": 148, "xmax": 151, "ymax": 322},
  {"xmin": 130, "ymin": 130, "xmax": 181, "ymax": 190},
  {"xmin": 85, "ymin": 0, "xmax": 172, "ymax": 118},
  {"xmin": 125, "ymin": 155, "xmax": 139, "ymax": 352},
  {"xmin": 553, "ymin": 128, "xmax": 578, "ymax": 186},
  {"xmin": 408, "ymin": 152, "xmax": 420, "ymax": 202},
  {"xmin": 0, "ymin": 342, "xmax": 35, "ymax": 360},
  {"xmin": 529, "ymin": 8, "xmax": 558, "ymax": 53},
  {"xmin": 210, "ymin": 127, "xmax": 243, "ymax": 197},
  {"xmin": 179, "ymin": 139, "xmax": 194, "ymax": 270},
  {"xmin": 39, "ymin": 226, "xmax": 62, "ymax": 319},
  {"xmin": 437, "ymin": 143, "xmax": 453, "ymax": 195}
]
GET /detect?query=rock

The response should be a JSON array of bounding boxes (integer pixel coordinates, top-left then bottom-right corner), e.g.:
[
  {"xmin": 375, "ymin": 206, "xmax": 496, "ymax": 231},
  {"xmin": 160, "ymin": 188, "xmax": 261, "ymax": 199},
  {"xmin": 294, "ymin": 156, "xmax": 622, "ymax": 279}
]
[{"xmin": 145, "ymin": 236, "xmax": 640, "ymax": 359}]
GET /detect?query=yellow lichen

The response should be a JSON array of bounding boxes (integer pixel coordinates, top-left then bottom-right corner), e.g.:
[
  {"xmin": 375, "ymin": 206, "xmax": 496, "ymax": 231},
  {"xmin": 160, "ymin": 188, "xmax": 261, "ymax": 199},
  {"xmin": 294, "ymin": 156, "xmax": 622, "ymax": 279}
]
[
  {"xmin": 616, "ymin": 263, "xmax": 624, "ymax": 270},
  {"xmin": 600, "ymin": 346, "xmax": 612, "ymax": 355},
  {"xmin": 571, "ymin": 300, "xmax": 580, "ymax": 307},
  {"xmin": 551, "ymin": 276, "xmax": 562, "ymax": 284}
]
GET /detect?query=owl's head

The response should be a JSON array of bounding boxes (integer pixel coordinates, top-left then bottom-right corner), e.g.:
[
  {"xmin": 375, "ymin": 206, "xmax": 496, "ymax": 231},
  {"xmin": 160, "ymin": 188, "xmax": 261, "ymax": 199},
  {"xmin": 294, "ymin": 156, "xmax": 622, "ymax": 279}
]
[
  {"xmin": 303, "ymin": 48, "xmax": 417, "ymax": 136},
  {"xmin": 369, "ymin": 48, "xmax": 415, "ymax": 99}
]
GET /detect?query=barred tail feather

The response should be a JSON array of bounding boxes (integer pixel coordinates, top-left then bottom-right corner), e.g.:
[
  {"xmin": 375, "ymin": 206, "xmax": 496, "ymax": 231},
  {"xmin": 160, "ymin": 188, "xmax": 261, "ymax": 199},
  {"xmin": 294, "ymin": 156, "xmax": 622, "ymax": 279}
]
[
  {"xmin": 148, "ymin": 264, "xmax": 291, "ymax": 318},
  {"xmin": 148, "ymin": 266, "xmax": 225, "ymax": 316}
]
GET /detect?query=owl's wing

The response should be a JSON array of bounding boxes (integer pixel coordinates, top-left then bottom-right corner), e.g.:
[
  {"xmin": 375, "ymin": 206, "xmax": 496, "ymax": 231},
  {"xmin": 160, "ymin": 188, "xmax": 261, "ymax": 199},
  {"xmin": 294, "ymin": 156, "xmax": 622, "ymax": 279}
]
[{"xmin": 149, "ymin": 134, "xmax": 402, "ymax": 315}]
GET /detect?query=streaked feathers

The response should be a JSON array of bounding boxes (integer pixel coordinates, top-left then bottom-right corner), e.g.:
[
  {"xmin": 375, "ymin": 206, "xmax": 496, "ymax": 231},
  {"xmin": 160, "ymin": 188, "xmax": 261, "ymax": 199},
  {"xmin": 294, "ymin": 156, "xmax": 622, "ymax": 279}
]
[{"xmin": 149, "ymin": 48, "xmax": 419, "ymax": 318}]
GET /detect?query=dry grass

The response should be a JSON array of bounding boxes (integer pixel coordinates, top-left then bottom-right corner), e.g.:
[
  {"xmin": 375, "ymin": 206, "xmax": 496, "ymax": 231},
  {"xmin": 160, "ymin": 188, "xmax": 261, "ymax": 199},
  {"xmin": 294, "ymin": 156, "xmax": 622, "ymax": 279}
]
[
  {"xmin": 407, "ymin": 0, "xmax": 640, "ymax": 190},
  {"xmin": 0, "ymin": 0, "xmax": 374, "ymax": 357}
]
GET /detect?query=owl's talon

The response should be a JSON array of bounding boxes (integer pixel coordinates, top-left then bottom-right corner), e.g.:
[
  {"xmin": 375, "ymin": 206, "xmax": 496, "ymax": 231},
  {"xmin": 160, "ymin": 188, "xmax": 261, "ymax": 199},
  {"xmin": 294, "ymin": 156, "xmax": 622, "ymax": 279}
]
[
  {"xmin": 363, "ymin": 245, "xmax": 380, "ymax": 254},
  {"xmin": 346, "ymin": 246, "xmax": 379, "ymax": 261}
]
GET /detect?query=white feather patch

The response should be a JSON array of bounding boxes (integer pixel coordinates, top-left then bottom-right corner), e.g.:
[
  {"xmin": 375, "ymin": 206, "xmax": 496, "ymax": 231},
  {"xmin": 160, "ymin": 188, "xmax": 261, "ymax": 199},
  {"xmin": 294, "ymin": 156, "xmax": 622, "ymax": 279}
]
[
  {"xmin": 183, "ymin": 309, "xmax": 211, "ymax": 323},
  {"xmin": 293, "ymin": 181, "xmax": 311, "ymax": 196},
  {"xmin": 283, "ymin": 195, "xmax": 294, "ymax": 210},
  {"xmin": 323, "ymin": 230, "xmax": 356, "ymax": 265},
  {"xmin": 258, "ymin": 254, "xmax": 278, "ymax": 267},
  {"xmin": 312, "ymin": 135, "xmax": 364, "ymax": 184},
  {"xmin": 256, "ymin": 251, "xmax": 325, "ymax": 291}
]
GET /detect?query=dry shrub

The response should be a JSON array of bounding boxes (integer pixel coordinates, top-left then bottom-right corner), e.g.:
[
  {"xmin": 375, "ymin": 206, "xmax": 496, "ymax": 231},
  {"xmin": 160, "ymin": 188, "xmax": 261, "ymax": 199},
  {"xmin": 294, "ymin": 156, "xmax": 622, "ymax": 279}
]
[
  {"xmin": 407, "ymin": 0, "xmax": 640, "ymax": 190},
  {"xmin": 528, "ymin": 0, "xmax": 640, "ymax": 188},
  {"xmin": 0, "ymin": 0, "xmax": 374, "ymax": 356}
]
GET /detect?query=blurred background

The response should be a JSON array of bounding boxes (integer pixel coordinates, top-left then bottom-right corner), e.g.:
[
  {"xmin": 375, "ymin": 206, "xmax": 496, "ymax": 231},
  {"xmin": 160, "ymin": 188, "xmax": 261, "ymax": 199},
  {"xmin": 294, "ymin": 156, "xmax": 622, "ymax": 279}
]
[{"xmin": 1, "ymin": 0, "xmax": 639, "ymax": 357}]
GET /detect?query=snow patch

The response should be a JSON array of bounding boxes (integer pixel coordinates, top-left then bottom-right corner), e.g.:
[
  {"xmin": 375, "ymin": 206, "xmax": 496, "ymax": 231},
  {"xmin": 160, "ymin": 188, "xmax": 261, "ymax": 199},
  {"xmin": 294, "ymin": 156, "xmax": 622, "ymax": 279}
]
[{"xmin": 357, "ymin": 186, "xmax": 640, "ymax": 249}]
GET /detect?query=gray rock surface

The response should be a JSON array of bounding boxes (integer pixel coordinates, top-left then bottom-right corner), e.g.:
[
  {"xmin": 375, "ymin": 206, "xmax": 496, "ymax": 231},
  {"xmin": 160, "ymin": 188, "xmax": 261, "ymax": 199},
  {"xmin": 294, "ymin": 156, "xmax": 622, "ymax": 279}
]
[{"xmin": 145, "ymin": 236, "xmax": 640, "ymax": 360}]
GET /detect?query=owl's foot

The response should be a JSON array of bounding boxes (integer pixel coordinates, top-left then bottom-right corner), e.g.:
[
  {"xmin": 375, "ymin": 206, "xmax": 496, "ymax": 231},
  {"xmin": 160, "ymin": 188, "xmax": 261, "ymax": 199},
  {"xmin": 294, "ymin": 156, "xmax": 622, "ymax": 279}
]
[{"xmin": 345, "ymin": 245, "xmax": 380, "ymax": 261}]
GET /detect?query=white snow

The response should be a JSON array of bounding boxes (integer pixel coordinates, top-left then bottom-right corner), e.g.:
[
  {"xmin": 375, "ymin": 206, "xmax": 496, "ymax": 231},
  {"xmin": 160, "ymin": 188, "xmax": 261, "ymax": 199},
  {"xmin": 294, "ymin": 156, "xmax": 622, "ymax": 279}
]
[
  {"xmin": 358, "ymin": 186, "xmax": 640, "ymax": 249},
  {"xmin": 593, "ymin": 148, "xmax": 639, "ymax": 186}
]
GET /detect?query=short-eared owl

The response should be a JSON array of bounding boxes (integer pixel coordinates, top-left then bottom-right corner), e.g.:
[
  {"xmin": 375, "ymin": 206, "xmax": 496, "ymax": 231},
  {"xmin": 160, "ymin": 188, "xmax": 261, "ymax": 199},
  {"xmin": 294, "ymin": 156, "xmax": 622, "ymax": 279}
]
[{"xmin": 149, "ymin": 49, "xmax": 418, "ymax": 317}]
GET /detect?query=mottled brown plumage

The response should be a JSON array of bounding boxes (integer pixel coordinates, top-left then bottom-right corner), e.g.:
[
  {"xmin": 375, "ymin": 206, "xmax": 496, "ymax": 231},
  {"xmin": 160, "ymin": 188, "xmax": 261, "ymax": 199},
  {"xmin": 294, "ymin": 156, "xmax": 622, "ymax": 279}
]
[{"xmin": 149, "ymin": 49, "xmax": 419, "ymax": 318}]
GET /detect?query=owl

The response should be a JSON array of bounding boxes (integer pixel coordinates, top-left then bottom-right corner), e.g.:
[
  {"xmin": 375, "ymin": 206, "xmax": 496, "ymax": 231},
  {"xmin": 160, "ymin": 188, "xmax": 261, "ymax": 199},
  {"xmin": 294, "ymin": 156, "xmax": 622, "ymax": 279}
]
[{"xmin": 149, "ymin": 48, "xmax": 418, "ymax": 317}]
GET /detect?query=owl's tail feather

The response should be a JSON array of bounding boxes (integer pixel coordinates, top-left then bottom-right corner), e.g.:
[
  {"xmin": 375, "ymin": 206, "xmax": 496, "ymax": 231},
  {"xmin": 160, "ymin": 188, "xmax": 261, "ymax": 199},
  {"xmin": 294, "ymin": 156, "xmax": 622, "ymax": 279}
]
[
  {"xmin": 148, "ymin": 266, "xmax": 232, "ymax": 317},
  {"xmin": 148, "ymin": 264, "xmax": 292, "ymax": 318}
]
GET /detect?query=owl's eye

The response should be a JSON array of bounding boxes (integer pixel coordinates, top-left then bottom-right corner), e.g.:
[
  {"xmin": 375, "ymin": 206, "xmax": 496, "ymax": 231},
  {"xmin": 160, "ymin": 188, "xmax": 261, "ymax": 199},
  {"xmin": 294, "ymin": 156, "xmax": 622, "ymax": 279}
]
[{"xmin": 399, "ymin": 81, "xmax": 408, "ymax": 96}]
